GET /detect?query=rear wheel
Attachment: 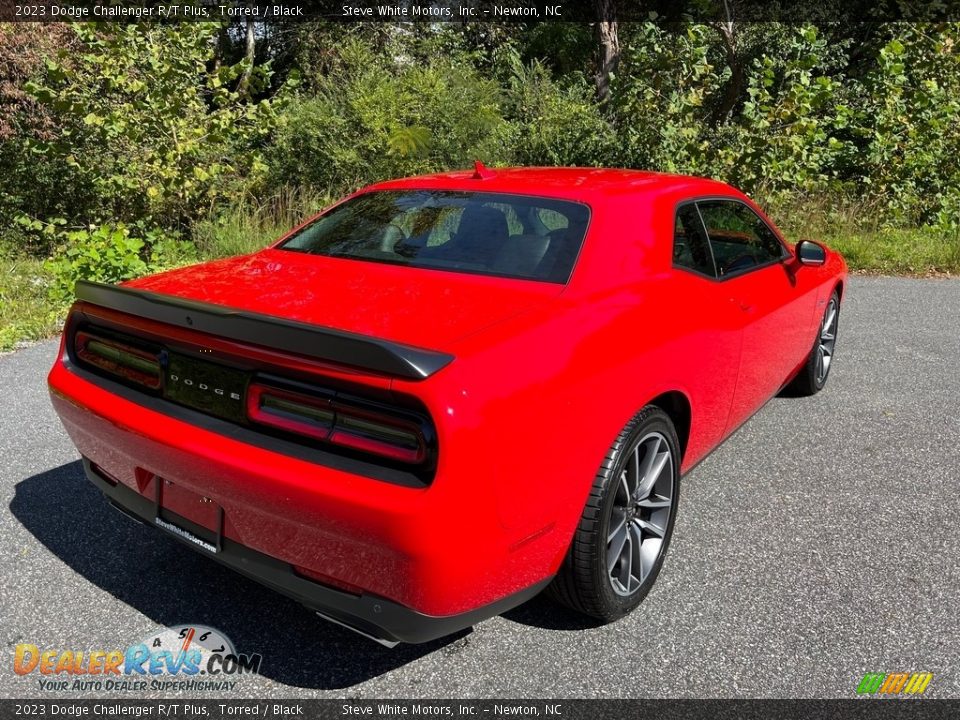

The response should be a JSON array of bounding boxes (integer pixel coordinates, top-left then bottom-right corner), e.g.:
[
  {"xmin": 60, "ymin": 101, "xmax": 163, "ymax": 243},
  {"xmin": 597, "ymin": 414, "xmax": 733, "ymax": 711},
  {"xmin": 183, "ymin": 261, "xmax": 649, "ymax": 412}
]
[
  {"xmin": 787, "ymin": 289, "xmax": 840, "ymax": 396},
  {"xmin": 548, "ymin": 406, "xmax": 680, "ymax": 621}
]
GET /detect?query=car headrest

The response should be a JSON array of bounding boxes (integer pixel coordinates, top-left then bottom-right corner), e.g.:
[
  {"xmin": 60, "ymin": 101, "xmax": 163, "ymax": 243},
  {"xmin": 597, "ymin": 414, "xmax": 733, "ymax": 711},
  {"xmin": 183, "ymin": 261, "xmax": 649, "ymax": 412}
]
[
  {"xmin": 452, "ymin": 205, "xmax": 510, "ymax": 249},
  {"xmin": 380, "ymin": 223, "xmax": 405, "ymax": 252},
  {"xmin": 492, "ymin": 234, "xmax": 551, "ymax": 277}
]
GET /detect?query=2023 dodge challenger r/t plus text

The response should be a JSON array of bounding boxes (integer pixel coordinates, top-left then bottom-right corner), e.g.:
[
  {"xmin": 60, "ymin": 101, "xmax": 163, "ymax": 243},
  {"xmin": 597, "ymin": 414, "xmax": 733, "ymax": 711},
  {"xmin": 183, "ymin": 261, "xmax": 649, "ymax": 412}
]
[{"xmin": 48, "ymin": 166, "xmax": 847, "ymax": 646}]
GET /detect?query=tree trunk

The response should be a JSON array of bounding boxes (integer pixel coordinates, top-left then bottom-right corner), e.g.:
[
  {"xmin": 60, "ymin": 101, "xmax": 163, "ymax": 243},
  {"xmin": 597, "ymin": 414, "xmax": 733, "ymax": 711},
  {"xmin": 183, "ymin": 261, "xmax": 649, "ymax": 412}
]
[
  {"xmin": 593, "ymin": 0, "xmax": 620, "ymax": 103},
  {"xmin": 212, "ymin": 23, "xmax": 228, "ymax": 76},
  {"xmin": 711, "ymin": 15, "xmax": 743, "ymax": 125},
  {"xmin": 237, "ymin": 18, "xmax": 255, "ymax": 99}
]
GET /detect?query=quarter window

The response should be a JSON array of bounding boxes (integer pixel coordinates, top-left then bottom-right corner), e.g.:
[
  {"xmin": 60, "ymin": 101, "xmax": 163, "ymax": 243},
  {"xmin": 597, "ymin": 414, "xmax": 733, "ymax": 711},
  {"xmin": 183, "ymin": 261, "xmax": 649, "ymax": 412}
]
[
  {"xmin": 697, "ymin": 200, "xmax": 786, "ymax": 277},
  {"xmin": 673, "ymin": 205, "xmax": 716, "ymax": 277}
]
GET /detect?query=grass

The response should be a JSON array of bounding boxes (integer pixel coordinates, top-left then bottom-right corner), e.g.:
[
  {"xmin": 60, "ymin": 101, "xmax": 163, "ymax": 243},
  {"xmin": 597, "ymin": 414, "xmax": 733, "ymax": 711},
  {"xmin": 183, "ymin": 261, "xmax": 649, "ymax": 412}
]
[
  {"xmin": 774, "ymin": 196, "xmax": 960, "ymax": 276},
  {"xmin": 0, "ymin": 254, "xmax": 62, "ymax": 352},
  {"xmin": 193, "ymin": 187, "xmax": 329, "ymax": 259},
  {"xmin": 818, "ymin": 227, "xmax": 960, "ymax": 276},
  {"xmin": 2, "ymin": 190, "xmax": 958, "ymax": 352}
]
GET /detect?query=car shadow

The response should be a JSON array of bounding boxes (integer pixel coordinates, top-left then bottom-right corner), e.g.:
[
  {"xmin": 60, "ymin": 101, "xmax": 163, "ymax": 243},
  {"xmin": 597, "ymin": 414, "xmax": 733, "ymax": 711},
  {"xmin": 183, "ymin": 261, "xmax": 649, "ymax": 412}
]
[
  {"xmin": 501, "ymin": 594, "xmax": 605, "ymax": 632},
  {"xmin": 9, "ymin": 460, "xmax": 468, "ymax": 690}
]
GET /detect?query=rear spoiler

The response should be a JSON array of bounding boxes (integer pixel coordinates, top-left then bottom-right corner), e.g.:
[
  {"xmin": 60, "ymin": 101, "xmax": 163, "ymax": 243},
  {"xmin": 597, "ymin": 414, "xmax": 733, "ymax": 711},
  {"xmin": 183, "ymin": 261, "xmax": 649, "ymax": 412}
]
[{"xmin": 74, "ymin": 281, "xmax": 454, "ymax": 381}]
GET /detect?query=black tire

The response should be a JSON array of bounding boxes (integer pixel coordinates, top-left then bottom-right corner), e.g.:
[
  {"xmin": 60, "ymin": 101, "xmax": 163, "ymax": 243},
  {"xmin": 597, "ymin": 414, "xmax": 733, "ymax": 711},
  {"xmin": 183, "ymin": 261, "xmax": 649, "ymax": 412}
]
[
  {"xmin": 547, "ymin": 406, "xmax": 681, "ymax": 621},
  {"xmin": 786, "ymin": 289, "xmax": 840, "ymax": 397}
]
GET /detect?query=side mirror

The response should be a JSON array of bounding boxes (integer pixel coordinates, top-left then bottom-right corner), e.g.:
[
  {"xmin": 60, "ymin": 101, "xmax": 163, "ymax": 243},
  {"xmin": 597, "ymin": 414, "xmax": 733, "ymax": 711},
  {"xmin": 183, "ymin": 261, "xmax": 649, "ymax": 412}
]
[{"xmin": 796, "ymin": 239, "xmax": 826, "ymax": 266}]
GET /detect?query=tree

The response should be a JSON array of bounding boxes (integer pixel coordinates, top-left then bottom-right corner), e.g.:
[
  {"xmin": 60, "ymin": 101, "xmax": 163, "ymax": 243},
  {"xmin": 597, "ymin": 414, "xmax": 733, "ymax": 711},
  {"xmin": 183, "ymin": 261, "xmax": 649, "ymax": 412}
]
[
  {"xmin": 237, "ymin": 16, "xmax": 256, "ymax": 99},
  {"xmin": 593, "ymin": 0, "xmax": 620, "ymax": 102},
  {"xmin": 710, "ymin": 15, "xmax": 744, "ymax": 125},
  {"xmin": 25, "ymin": 24, "xmax": 281, "ymax": 231}
]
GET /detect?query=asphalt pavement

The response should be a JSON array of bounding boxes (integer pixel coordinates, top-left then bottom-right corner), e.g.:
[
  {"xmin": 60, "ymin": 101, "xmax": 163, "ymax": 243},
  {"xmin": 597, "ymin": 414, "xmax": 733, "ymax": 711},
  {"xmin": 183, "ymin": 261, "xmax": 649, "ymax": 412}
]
[{"xmin": 1, "ymin": 276, "xmax": 958, "ymax": 699}]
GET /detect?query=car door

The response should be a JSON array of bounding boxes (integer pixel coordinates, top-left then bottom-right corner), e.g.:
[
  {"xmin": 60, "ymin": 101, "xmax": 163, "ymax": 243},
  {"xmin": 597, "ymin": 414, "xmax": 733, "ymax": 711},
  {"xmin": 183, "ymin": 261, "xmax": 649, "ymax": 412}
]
[
  {"xmin": 695, "ymin": 199, "xmax": 814, "ymax": 436},
  {"xmin": 669, "ymin": 203, "xmax": 744, "ymax": 458}
]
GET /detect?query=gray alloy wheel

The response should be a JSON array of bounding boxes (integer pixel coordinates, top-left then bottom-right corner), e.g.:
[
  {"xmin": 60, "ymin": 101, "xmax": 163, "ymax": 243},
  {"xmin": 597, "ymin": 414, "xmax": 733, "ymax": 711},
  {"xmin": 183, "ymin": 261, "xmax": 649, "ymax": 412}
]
[
  {"xmin": 606, "ymin": 431, "xmax": 675, "ymax": 596},
  {"xmin": 785, "ymin": 288, "xmax": 841, "ymax": 397},
  {"xmin": 547, "ymin": 406, "xmax": 681, "ymax": 621},
  {"xmin": 815, "ymin": 295, "xmax": 838, "ymax": 385}
]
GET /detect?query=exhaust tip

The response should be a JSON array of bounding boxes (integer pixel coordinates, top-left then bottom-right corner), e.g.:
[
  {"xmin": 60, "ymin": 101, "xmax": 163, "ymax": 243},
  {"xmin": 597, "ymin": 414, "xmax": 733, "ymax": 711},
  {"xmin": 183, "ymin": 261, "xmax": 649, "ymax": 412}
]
[{"xmin": 315, "ymin": 610, "xmax": 399, "ymax": 649}]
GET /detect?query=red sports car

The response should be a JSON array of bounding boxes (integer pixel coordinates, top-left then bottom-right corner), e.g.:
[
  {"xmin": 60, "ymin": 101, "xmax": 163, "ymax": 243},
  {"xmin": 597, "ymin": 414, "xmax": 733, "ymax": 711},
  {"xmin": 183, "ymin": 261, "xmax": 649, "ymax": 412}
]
[{"xmin": 48, "ymin": 166, "xmax": 847, "ymax": 646}]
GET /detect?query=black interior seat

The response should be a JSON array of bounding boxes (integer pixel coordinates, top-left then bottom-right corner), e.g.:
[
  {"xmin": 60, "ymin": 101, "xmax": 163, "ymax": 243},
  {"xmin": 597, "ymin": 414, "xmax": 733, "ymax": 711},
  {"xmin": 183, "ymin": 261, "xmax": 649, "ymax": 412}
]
[
  {"xmin": 421, "ymin": 205, "xmax": 510, "ymax": 265},
  {"xmin": 492, "ymin": 234, "xmax": 551, "ymax": 277}
]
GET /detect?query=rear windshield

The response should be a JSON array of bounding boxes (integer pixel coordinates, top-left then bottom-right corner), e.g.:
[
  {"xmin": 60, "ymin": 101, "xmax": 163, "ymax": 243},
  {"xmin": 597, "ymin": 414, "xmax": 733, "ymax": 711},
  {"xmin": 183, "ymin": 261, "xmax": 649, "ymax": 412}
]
[{"xmin": 278, "ymin": 190, "xmax": 591, "ymax": 284}]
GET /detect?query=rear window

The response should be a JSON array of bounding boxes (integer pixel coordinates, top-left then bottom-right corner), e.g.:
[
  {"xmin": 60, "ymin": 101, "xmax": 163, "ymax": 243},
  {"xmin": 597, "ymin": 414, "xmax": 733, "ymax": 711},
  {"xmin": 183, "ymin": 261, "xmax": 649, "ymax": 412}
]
[{"xmin": 278, "ymin": 190, "xmax": 591, "ymax": 284}]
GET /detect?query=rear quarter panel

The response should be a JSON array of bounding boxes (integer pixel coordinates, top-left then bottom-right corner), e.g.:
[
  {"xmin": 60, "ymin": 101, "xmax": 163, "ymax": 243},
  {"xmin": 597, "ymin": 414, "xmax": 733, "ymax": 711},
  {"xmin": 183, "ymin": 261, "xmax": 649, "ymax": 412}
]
[{"xmin": 394, "ymin": 192, "xmax": 741, "ymax": 575}]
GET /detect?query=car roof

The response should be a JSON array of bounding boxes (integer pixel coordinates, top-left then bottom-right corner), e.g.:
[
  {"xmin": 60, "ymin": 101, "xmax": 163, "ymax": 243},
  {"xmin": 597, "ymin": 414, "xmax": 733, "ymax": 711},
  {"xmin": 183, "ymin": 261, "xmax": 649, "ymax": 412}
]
[{"xmin": 364, "ymin": 166, "xmax": 739, "ymax": 203}]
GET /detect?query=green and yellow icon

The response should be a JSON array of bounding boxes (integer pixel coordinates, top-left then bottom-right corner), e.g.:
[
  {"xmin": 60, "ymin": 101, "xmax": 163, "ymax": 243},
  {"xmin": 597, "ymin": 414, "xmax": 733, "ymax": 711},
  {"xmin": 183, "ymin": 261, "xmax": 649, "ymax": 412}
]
[{"xmin": 857, "ymin": 672, "xmax": 933, "ymax": 696}]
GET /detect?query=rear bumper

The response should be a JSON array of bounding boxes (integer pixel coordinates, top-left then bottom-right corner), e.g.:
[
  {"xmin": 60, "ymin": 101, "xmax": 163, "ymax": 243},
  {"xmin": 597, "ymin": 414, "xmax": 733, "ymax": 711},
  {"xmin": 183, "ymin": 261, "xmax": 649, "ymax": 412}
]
[
  {"xmin": 83, "ymin": 458, "xmax": 548, "ymax": 646},
  {"xmin": 48, "ymin": 347, "xmax": 560, "ymax": 642}
]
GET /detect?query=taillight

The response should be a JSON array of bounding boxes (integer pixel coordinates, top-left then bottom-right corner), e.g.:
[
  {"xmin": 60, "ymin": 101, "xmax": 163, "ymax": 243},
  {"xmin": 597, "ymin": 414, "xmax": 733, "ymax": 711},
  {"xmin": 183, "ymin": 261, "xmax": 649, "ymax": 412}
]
[
  {"xmin": 74, "ymin": 330, "xmax": 162, "ymax": 390},
  {"xmin": 246, "ymin": 384, "xmax": 334, "ymax": 441},
  {"xmin": 328, "ymin": 408, "xmax": 425, "ymax": 463},
  {"xmin": 247, "ymin": 381, "xmax": 428, "ymax": 465}
]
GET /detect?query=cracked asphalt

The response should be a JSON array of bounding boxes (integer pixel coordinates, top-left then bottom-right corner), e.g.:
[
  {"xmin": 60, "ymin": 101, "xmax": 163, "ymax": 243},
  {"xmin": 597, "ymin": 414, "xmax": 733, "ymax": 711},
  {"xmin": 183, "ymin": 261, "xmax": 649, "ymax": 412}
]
[{"xmin": 1, "ymin": 276, "xmax": 958, "ymax": 699}]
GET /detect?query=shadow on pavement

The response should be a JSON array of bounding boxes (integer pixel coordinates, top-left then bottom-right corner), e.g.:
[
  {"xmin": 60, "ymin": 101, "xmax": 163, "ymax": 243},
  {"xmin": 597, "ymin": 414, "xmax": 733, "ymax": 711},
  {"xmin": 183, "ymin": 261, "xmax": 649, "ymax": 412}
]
[
  {"xmin": 501, "ymin": 593, "xmax": 605, "ymax": 632},
  {"xmin": 10, "ymin": 460, "xmax": 469, "ymax": 690}
]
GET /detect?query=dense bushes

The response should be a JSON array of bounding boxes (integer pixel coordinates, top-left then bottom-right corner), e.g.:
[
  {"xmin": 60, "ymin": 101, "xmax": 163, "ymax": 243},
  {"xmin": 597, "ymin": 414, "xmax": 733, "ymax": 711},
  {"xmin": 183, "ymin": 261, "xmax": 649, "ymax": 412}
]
[
  {"xmin": 264, "ymin": 40, "xmax": 510, "ymax": 195},
  {"xmin": 23, "ymin": 24, "xmax": 282, "ymax": 234},
  {"xmin": 1, "ymin": 20, "xmax": 959, "ymax": 329},
  {"xmin": 611, "ymin": 22, "xmax": 960, "ymax": 224}
]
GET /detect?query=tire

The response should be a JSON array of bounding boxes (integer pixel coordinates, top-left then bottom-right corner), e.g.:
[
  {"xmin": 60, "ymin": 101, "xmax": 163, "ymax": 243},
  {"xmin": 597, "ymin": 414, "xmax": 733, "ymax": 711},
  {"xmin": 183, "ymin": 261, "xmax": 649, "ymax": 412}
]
[
  {"xmin": 786, "ymin": 289, "xmax": 840, "ymax": 397},
  {"xmin": 548, "ymin": 406, "xmax": 681, "ymax": 621}
]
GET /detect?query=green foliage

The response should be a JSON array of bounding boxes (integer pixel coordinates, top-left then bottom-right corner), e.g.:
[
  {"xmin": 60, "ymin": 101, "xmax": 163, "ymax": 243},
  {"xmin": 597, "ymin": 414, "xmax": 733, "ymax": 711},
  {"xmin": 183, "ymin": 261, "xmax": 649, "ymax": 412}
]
[
  {"xmin": 859, "ymin": 25, "xmax": 960, "ymax": 226},
  {"xmin": 613, "ymin": 22, "xmax": 721, "ymax": 174},
  {"xmin": 9, "ymin": 21, "xmax": 960, "ymax": 241},
  {"xmin": 193, "ymin": 187, "xmax": 328, "ymax": 259},
  {"xmin": 264, "ymin": 40, "xmax": 509, "ymax": 195},
  {"xmin": 24, "ymin": 24, "xmax": 283, "ymax": 232},
  {"xmin": 43, "ymin": 223, "xmax": 196, "ymax": 305},
  {"xmin": 0, "ymin": 254, "xmax": 60, "ymax": 352},
  {"xmin": 499, "ymin": 48, "xmax": 617, "ymax": 166},
  {"xmin": 613, "ymin": 24, "xmax": 857, "ymax": 200},
  {"xmin": 3, "ymin": 20, "xmax": 960, "ymax": 352},
  {"xmin": 826, "ymin": 227, "xmax": 960, "ymax": 275},
  {"xmin": 731, "ymin": 25, "xmax": 855, "ymax": 197}
]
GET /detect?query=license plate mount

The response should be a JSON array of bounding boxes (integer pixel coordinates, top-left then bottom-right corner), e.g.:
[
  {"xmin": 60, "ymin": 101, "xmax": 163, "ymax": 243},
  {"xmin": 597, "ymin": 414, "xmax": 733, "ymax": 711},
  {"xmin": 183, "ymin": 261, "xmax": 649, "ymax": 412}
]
[{"xmin": 153, "ymin": 477, "xmax": 223, "ymax": 554}]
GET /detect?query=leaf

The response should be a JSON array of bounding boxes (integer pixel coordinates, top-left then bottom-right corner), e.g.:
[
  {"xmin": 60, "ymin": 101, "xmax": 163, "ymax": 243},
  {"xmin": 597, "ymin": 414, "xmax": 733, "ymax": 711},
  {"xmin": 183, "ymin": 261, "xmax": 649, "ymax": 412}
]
[{"xmin": 387, "ymin": 126, "xmax": 433, "ymax": 158}]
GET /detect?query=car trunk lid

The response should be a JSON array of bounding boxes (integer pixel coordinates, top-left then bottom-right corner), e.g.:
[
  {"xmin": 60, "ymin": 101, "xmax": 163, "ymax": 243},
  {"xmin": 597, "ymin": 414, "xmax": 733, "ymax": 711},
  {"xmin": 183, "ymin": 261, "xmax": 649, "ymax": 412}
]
[{"xmin": 121, "ymin": 248, "xmax": 562, "ymax": 354}]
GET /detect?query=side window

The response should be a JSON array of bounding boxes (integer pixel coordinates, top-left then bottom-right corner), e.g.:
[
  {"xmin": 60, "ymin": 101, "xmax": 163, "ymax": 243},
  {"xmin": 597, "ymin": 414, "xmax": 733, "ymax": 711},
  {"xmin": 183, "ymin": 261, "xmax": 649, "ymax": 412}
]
[
  {"xmin": 697, "ymin": 200, "xmax": 786, "ymax": 277},
  {"xmin": 426, "ymin": 207, "xmax": 462, "ymax": 246},
  {"xmin": 391, "ymin": 205, "xmax": 460, "ymax": 246},
  {"xmin": 535, "ymin": 208, "xmax": 569, "ymax": 232},
  {"xmin": 484, "ymin": 202, "xmax": 524, "ymax": 235},
  {"xmin": 673, "ymin": 204, "xmax": 716, "ymax": 277}
]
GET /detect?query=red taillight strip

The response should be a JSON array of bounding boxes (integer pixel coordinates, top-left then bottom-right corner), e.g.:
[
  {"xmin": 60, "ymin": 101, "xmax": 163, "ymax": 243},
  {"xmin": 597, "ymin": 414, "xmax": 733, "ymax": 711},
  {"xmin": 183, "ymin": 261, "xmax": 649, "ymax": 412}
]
[
  {"xmin": 245, "ymin": 383, "xmax": 334, "ymax": 441},
  {"xmin": 328, "ymin": 429, "xmax": 423, "ymax": 464},
  {"xmin": 74, "ymin": 330, "xmax": 162, "ymax": 390},
  {"xmin": 247, "ymin": 381, "xmax": 427, "ymax": 465}
]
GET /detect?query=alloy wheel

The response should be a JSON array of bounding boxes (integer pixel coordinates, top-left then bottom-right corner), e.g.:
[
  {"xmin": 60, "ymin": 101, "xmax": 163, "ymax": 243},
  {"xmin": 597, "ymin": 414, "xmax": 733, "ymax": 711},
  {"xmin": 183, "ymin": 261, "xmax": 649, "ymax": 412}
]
[
  {"xmin": 606, "ymin": 431, "xmax": 675, "ymax": 597},
  {"xmin": 816, "ymin": 297, "xmax": 838, "ymax": 384}
]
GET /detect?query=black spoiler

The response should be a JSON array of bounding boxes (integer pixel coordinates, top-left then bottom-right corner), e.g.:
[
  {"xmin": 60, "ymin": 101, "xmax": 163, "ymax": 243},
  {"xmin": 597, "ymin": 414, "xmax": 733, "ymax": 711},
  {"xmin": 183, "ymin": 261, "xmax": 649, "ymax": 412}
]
[{"xmin": 74, "ymin": 281, "xmax": 454, "ymax": 381}]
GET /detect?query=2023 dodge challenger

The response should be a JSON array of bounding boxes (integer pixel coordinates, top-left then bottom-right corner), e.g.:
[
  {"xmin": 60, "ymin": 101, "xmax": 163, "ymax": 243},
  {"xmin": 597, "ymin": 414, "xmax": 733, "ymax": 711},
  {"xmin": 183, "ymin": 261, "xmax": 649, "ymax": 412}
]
[{"xmin": 48, "ymin": 166, "xmax": 847, "ymax": 646}]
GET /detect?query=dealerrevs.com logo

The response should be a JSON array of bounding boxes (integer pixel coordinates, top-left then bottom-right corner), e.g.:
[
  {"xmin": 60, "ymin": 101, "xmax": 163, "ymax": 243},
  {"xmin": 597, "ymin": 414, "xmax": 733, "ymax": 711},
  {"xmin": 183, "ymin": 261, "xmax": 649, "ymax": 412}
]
[{"xmin": 14, "ymin": 625, "xmax": 262, "ymax": 693}]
